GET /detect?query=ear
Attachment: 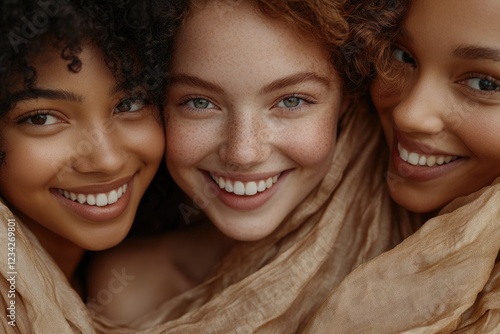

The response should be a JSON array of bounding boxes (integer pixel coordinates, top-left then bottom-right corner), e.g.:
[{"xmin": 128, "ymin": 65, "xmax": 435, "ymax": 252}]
[{"xmin": 339, "ymin": 97, "xmax": 351, "ymax": 117}]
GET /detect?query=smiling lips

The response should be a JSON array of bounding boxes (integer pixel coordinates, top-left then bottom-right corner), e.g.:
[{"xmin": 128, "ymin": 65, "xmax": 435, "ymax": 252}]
[
  {"xmin": 397, "ymin": 142, "xmax": 459, "ymax": 167},
  {"xmin": 210, "ymin": 173, "xmax": 280, "ymax": 196},
  {"xmin": 57, "ymin": 183, "xmax": 128, "ymax": 207}
]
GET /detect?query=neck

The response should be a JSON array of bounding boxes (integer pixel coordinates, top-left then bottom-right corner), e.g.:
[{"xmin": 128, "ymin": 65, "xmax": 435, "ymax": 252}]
[
  {"xmin": 177, "ymin": 221, "xmax": 238, "ymax": 284},
  {"xmin": 19, "ymin": 214, "xmax": 85, "ymax": 288}
]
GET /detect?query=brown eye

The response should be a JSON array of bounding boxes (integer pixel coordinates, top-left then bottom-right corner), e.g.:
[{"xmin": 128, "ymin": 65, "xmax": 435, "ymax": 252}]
[
  {"xmin": 465, "ymin": 77, "xmax": 500, "ymax": 91},
  {"xmin": 393, "ymin": 47, "xmax": 416, "ymax": 67},
  {"xmin": 29, "ymin": 114, "xmax": 48, "ymax": 125},
  {"xmin": 24, "ymin": 113, "xmax": 58, "ymax": 125},
  {"xmin": 115, "ymin": 98, "xmax": 146, "ymax": 113}
]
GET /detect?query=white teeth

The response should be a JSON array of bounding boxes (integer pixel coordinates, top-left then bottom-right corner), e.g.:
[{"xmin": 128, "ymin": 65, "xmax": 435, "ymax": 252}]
[
  {"xmin": 87, "ymin": 195, "xmax": 96, "ymax": 206},
  {"xmin": 218, "ymin": 177, "xmax": 225, "ymax": 189},
  {"xmin": 408, "ymin": 152, "xmax": 419, "ymax": 165},
  {"xmin": 233, "ymin": 181, "xmax": 245, "ymax": 195},
  {"xmin": 77, "ymin": 194, "xmax": 86, "ymax": 204},
  {"xmin": 108, "ymin": 190, "xmax": 118, "ymax": 204},
  {"xmin": 426, "ymin": 156, "xmax": 436, "ymax": 167},
  {"xmin": 96, "ymin": 194, "xmax": 107, "ymax": 207},
  {"xmin": 257, "ymin": 180, "xmax": 266, "ymax": 192},
  {"xmin": 211, "ymin": 173, "xmax": 280, "ymax": 196},
  {"xmin": 245, "ymin": 182, "xmax": 258, "ymax": 196},
  {"xmin": 58, "ymin": 183, "xmax": 128, "ymax": 206},
  {"xmin": 265, "ymin": 177, "xmax": 273, "ymax": 188},
  {"xmin": 397, "ymin": 143, "xmax": 458, "ymax": 167}
]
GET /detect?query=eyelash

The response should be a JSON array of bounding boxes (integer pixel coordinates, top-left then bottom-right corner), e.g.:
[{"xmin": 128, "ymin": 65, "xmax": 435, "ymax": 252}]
[
  {"xmin": 274, "ymin": 94, "xmax": 314, "ymax": 113},
  {"xmin": 178, "ymin": 95, "xmax": 218, "ymax": 114},
  {"xmin": 391, "ymin": 45, "xmax": 500, "ymax": 98},
  {"xmin": 460, "ymin": 73, "xmax": 500, "ymax": 96},
  {"xmin": 15, "ymin": 110, "xmax": 57, "ymax": 125},
  {"xmin": 176, "ymin": 93, "xmax": 315, "ymax": 117}
]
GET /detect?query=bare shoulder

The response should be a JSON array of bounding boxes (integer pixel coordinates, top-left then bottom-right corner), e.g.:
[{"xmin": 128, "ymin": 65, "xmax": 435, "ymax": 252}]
[
  {"xmin": 86, "ymin": 222, "xmax": 235, "ymax": 323},
  {"xmin": 86, "ymin": 231, "xmax": 194, "ymax": 323}
]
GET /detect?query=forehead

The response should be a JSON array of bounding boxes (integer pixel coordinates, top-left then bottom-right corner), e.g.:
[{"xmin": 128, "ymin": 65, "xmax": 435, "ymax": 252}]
[
  {"xmin": 171, "ymin": 1, "xmax": 334, "ymax": 80},
  {"xmin": 405, "ymin": 0, "xmax": 500, "ymax": 46}
]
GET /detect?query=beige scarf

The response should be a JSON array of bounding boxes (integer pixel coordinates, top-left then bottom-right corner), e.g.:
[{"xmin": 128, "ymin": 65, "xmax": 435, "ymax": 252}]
[
  {"xmin": 0, "ymin": 205, "xmax": 95, "ymax": 333},
  {"xmin": 1, "ymin": 101, "xmax": 498, "ymax": 333}
]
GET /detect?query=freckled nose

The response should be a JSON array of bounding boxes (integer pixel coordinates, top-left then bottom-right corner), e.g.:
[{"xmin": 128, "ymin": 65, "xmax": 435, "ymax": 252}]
[
  {"xmin": 219, "ymin": 112, "xmax": 271, "ymax": 169},
  {"xmin": 393, "ymin": 75, "xmax": 446, "ymax": 135}
]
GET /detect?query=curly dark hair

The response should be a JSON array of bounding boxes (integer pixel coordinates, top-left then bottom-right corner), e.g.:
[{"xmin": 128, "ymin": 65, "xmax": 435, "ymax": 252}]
[
  {"xmin": 0, "ymin": 0, "xmax": 188, "ymax": 233},
  {"xmin": 0, "ymin": 0, "xmax": 185, "ymax": 109}
]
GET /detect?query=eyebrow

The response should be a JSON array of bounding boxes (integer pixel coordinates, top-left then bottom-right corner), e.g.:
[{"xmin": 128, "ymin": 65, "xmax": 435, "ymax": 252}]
[
  {"xmin": 7, "ymin": 88, "xmax": 83, "ymax": 106},
  {"xmin": 399, "ymin": 26, "xmax": 500, "ymax": 62},
  {"xmin": 170, "ymin": 75, "xmax": 225, "ymax": 94},
  {"xmin": 170, "ymin": 72, "xmax": 332, "ymax": 95},
  {"xmin": 260, "ymin": 72, "xmax": 332, "ymax": 94},
  {"xmin": 453, "ymin": 45, "xmax": 500, "ymax": 62}
]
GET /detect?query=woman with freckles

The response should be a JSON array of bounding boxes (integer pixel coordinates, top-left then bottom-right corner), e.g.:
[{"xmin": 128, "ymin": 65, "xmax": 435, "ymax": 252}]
[
  {"xmin": 0, "ymin": 0, "xmax": 184, "ymax": 332},
  {"xmin": 92, "ymin": 0, "xmax": 500, "ymax": 333},
  {"xmin": 91, "ymin": 0, "xmax": 420, "ymax": 332}
]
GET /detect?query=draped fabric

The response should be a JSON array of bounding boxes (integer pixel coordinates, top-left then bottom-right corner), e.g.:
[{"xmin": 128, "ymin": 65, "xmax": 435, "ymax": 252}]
[
  {"xmin": 1, "ymin": 101, "xmax": 498, "ymax": 333},
  {"xmin": 0, "ymin": 205, "xmax": 95, "ymax": 333}
]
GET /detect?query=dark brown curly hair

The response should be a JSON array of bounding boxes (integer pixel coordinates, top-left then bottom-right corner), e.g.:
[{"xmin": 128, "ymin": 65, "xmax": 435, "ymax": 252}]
[
  {"xmin": 0, "ymin": 0, "xmax": 188, "ymax": 234},
  {"xmin": 0, "ymin": 0, "xmax": 185, "ymax": 156}
]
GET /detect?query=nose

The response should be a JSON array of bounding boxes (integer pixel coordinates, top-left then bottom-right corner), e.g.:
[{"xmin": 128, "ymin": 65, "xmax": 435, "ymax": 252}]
[
  {"xmin": 392, "ymin": 72, "xmax": 446, "ymax": 135},
  {"xmin": 70, "ymin": 123, "xmax": 127, "ymax": 174},
  {"xmin": 219, "ymin": 110, "xmax": 271, "ymax": 169}
]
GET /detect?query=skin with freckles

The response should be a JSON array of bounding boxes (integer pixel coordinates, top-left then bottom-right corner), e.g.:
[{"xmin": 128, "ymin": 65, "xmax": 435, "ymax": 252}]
[
  {"xmin": 166, "ymin": 1, "xmax": 346, "ymax": 241},
  {"xmin": 87, "ymin": 0, "xmax": 348, "ymax": 321},
  {"xmin": 371, "ymin": 0, "xmax": 500, "ymax": 213},
  {"xmin": 0, "ymin": 44, "xmax": 164, "ymax": 280}
]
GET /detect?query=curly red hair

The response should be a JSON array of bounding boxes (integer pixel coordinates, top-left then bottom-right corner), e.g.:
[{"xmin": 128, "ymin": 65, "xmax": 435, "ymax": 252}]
[{"xmin": 184, "ymin": 0, "xmax": 409, "ymax": 96}]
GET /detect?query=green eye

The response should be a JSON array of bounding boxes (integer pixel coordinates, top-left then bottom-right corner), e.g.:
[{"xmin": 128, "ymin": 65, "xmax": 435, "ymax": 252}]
[
  {"xmin": 190, "ymin": 98, "xmax": 213, "ymax": 109},
  {"xmin": 281, "ymin": 97, "xmax": 301, "ymax": 108}
]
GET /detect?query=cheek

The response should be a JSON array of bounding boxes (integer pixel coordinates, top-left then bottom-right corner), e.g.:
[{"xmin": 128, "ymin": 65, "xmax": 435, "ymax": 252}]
[
  {"xmin": 371, "ymin": 81, "xmax": 396, "ymax": 142},
  {"xmin": 123, "ymin": 119, "xmax": 165, "ymax": 164},
  {"xmin": 461, "ymin": 120, "xmax": 500, "ymax": 163},
  {"xmin": 166, "ymin": 118, "xmax": 218, "ymax": 169},
  {"xmin": 0, "ymin": 135, "xmax": 68, "ymax": 188},
  {"xmin": 285, "ymin": 115, "xmax": 337, "ymax": 169}
]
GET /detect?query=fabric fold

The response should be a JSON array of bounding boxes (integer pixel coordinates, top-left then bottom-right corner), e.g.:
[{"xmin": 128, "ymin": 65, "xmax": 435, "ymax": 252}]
[
  {"xmin": 0, "ymin": 203, "xmax": 95, "ymax": 334},
  {"xmin": 304, "ymin": 178, "xmax": 500, "ymax": 333},
  {"xmin": 94, "ymin": 101, "xmax": 419, "ymax": 333},
  {"xmin": 1, "ymin": 101, "xmax": 497, "ymax": 333}
]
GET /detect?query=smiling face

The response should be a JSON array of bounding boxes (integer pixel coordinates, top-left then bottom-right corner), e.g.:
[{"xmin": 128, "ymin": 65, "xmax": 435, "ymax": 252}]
[
  {"xmin": 0, "ymin": 44, "xmax": 164, "ymax": 251},
  {"xmin": 165, "ymin": 1, "xmax": 345, "ymax": 241},
  {"xmin": 371, "ymin": 0, "xmax": 500, "ymax": 213}
]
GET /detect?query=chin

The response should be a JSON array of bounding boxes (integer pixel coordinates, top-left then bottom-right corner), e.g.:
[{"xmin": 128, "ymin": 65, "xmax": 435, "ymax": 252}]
[
  {"xmin": 391, "ymin": 194, "xmax": 444, "ymax": 215},
  {"xmin": 80, "ymin": 230, "xmax": 129, "ymax": 251},
  {"xmin": 214, "ymin": 218, "xmax": 281, "ymax": 242}
]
